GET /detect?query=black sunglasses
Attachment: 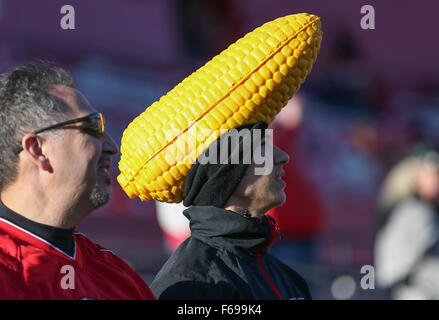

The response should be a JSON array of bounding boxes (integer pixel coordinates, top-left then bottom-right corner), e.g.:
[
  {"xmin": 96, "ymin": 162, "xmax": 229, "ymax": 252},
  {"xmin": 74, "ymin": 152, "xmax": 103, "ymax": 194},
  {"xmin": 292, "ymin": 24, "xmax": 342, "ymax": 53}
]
[{"xmin": 17, "ymin": 112, "xmax": 105, "ymax": 153}]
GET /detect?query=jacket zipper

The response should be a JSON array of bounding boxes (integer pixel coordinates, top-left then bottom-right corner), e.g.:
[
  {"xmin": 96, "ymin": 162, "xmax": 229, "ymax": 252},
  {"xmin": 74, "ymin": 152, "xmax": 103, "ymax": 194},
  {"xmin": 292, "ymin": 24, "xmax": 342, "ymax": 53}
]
[{"xmin": 257, "ymin": 215, "xmax": 283, "ymax": 300}]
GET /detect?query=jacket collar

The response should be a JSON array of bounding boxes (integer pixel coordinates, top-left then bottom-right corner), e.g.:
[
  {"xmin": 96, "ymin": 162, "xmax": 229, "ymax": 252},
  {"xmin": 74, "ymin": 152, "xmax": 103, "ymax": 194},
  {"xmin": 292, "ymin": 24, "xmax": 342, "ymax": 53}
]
[
  {"xmin": 0, "ymin": 200, "xmax": 75, "ymax": 258},
  {"xmin": 183, "ymin": 205, "xmax": 280, "ymax": 257}
]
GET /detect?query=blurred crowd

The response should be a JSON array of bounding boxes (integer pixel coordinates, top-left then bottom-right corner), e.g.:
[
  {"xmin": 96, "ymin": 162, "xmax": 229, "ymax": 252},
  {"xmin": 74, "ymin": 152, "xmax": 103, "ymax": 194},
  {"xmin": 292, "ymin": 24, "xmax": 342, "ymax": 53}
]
[{"xmin": 0, "ymin": 0, "xmax": 438, "ymax": 300}]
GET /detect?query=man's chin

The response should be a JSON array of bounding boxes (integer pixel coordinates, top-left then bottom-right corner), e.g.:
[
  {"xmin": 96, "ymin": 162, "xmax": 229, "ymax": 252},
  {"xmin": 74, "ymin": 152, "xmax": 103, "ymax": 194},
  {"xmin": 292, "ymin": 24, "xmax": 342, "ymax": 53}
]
[
  {"xmin": 263, "ymin": 192, "xmax": 286, "ymax": 214},
  {"xmin": 89, "ymin": 183, "xmax": 112, "ymax": 209},
  {"xmin": 273, "ymin": 192, "xmax": 286, "ymax": 208}
]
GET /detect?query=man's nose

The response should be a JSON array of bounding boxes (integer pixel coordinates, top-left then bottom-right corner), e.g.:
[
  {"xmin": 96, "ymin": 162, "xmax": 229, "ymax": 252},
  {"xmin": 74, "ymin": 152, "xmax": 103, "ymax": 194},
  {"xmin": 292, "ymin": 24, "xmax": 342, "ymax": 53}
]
[
  {"xmin": 274, "ymin": 146, "xmax": 290, "ymax": 166},
  {"xmin": 102, "ymin": 132, "xmax": 119, "ymax": 155}
]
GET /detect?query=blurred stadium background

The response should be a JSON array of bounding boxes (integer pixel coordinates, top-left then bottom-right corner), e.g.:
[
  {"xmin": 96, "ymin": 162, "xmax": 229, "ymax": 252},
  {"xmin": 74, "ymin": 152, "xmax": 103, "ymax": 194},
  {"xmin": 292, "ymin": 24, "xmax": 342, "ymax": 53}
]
[{"xmin": 0, "ymin": 0, "xmax": 438, "ymax": 299}]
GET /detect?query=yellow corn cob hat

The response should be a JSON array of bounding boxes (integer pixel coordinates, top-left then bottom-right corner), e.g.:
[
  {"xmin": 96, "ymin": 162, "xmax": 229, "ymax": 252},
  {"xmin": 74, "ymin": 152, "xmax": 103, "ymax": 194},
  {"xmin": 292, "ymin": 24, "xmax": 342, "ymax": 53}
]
[{"xmin": 118, "ymin": 13, "xmax": 322, "ymax": 203}]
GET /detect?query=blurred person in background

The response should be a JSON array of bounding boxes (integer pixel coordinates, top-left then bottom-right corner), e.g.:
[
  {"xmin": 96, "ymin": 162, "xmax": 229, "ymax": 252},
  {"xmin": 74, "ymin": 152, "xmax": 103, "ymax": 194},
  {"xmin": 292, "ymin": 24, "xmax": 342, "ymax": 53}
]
[
  {"xmin": 375, "ymin": 148, "xmax": 439, "ymax": 299},
  {"xmin": 178, "ymin": 0, "xmax": 239, "ymax": 65},
  {"xmin": 0, "ymin": 63, "xmax": 155, "ymax": 299},
  {"xmin": 313, "ymin": 29, "xmax": 373, "ymax": 112},
  {"xmin": 267, "ymin": 95, "xmax": 326, "ymax": 292}
]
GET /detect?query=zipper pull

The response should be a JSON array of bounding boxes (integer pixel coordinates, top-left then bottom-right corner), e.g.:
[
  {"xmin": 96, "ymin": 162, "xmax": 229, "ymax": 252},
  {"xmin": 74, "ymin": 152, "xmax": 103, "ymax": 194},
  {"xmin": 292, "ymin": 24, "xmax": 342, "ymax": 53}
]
[
  {"xmin": 243, "ymin": 210, "xmax": 251, "ymax": 218},
  {"xmin": 274, "ymin": 223, "xmax": 284, "ymax": 241},
  {"xmin": 267, "ymin": 215, "xmax": 283, "ymax": 241}
]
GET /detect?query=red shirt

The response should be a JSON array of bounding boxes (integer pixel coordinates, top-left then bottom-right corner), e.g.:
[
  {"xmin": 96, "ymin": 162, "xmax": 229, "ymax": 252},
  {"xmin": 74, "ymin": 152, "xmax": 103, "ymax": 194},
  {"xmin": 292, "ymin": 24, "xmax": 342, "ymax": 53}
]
[{"xmin": 0, "ymin": 218, "xmax": 155, "ymax": 300}]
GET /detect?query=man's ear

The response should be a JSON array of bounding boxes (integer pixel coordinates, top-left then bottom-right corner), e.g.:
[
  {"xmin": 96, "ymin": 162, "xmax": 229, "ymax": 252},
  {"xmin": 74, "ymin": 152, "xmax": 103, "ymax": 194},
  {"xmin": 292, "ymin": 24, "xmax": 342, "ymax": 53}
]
[{"xmin": 21, "ymin": 133, "xmax": 53, "ymax": 173}]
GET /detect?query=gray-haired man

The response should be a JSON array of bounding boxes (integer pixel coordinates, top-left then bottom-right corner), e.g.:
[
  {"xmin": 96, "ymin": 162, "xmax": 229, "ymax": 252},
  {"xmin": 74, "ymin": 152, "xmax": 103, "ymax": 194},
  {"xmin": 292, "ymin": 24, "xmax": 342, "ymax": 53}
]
[{"xmin": 0, "ymin": 63, "xmax": 155, "ymax": 299}]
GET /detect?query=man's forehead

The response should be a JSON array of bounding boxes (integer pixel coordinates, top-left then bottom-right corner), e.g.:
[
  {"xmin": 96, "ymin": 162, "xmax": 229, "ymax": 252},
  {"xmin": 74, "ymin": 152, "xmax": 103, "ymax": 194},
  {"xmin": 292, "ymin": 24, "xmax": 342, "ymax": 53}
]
[{"xmin": 48, "ymin": 85, "xmax": 96, "ymax": 116}]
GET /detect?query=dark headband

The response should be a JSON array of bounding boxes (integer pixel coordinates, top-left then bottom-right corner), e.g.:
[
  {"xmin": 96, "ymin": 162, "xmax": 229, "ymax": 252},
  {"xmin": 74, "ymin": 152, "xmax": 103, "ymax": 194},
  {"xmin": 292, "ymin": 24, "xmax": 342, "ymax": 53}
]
[{"xmin": 183, "ymin": 121, "xmax": 268, "ymax": 208}]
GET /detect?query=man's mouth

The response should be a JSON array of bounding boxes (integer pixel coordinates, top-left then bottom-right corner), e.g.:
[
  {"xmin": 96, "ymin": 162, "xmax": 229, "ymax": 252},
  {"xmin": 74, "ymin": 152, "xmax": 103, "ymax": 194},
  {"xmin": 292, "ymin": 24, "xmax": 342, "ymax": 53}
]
[
  {"xmin": 99, "ymin": 168, "xmax": 109, "ymax": 175},
  {"xmin": 275, "ymin": 170, "xmax": 285, "ymax": 180},
  {"xmin": 98, "ymin": 163, "xmax": 110, "ymax": 172},
  {"xmin": 97, "ymin": 160, "xmax": 112, "ymax": 182}
]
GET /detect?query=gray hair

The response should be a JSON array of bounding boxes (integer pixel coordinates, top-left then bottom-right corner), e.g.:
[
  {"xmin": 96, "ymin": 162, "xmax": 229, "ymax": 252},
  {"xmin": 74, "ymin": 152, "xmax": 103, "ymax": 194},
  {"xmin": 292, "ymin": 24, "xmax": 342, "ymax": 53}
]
[{"xmin": 0, "ymin": 62, "xmax": 76, "ymax": 191}]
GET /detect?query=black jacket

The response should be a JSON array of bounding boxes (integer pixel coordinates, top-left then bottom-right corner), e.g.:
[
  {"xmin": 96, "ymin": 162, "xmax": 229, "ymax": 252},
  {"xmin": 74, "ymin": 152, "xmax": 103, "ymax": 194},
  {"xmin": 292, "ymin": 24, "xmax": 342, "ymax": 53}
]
[{"xmin": 150, "ymin": 205, "xmax": 311, "ymax": 300}]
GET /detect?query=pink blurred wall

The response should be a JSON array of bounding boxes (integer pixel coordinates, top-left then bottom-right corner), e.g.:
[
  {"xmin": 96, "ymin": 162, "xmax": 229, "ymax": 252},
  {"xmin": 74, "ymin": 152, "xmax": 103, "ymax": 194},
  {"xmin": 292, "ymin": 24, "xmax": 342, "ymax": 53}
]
[
  {"xmin": 0, "ymin": 0, "xmax": 180, "ymax": 66},
  {"xmin": 0, "ymin": 0, "xmax": 437, "ymax": 87}
]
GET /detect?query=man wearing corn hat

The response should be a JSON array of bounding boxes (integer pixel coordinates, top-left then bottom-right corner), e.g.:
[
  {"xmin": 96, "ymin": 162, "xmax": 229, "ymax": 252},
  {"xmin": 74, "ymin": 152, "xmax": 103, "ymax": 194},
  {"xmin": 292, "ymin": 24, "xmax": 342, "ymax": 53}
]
[
  {"xmin": 150, "ymin": 122, "xmax": 312, "ymax": 300},
  {"xmin": 118, "ymin": 13, "xmax": 322, "ymax": 299}
]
